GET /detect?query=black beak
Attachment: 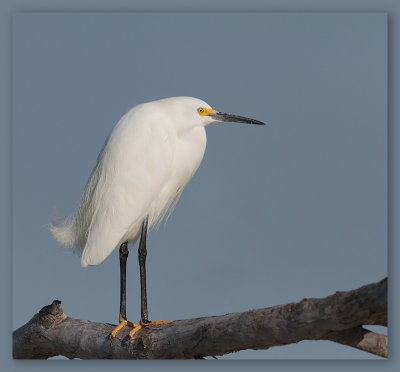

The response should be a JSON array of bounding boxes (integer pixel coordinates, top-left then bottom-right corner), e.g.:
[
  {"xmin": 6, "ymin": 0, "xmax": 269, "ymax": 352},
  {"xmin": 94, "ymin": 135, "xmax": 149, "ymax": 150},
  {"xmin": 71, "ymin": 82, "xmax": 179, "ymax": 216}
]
[{"xmin": 209, "ymin": 111, "xmax": 265, "ymax": 125}]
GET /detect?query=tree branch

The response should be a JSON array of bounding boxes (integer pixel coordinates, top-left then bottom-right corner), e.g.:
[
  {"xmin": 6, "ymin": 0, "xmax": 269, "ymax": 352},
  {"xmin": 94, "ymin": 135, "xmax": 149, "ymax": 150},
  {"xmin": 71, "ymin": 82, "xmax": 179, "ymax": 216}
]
[{"xmin": 13, "ymin": 278, "xmax": 387, "ymax": 359}]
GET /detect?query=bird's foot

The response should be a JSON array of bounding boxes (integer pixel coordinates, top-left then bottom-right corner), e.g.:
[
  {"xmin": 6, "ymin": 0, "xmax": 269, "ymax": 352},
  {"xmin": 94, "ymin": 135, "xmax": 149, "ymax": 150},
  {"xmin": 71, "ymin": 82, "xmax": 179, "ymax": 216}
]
[
  {"xmin": 129, "ymin": 318, "xmax": 171, "ymax": 338},
  {"xmin": 111, "ymin": 314, "xmax": 139, "ymax": 338}
]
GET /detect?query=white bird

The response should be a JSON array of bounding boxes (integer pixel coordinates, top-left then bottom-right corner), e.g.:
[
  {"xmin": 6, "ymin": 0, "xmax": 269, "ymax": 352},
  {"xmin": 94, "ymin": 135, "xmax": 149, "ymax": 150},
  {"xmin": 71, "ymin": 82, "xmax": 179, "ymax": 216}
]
[{"xmin": 50, "ymin": 96, "xmax": 265, "ymax": 337}]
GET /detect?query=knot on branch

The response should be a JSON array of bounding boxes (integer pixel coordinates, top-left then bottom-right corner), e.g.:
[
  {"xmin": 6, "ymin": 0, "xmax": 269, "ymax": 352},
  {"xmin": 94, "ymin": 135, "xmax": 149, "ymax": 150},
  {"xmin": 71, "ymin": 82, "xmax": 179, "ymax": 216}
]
[{"xmin": 35, "ymin": 300, "xmax": 67, "ymax": 329}]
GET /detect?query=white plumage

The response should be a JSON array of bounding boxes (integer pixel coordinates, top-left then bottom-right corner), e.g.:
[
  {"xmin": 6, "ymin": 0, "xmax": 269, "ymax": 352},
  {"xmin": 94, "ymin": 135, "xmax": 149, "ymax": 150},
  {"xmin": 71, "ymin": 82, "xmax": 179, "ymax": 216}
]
[{"xmin": 50, "ymin": 97, "xmax": 213, "ymax": 267}]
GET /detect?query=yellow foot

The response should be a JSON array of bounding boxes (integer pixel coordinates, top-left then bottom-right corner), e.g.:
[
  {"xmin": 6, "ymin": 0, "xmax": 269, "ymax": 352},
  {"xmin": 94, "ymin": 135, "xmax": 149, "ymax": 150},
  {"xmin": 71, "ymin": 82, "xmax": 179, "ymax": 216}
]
[
  {"xmin": 129, "ymin": 318, "xmax": 172, "ymax": 338},
  {"xmin": 111, "ymin": 314, "xmax": 139, "ymax": 338}
]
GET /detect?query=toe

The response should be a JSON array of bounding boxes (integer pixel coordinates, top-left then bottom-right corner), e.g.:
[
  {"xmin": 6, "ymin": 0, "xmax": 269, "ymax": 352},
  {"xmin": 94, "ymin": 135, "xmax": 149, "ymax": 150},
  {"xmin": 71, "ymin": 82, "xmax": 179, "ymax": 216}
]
[
  {"xmin": 111, "ymin": 319, "xmax": 127, "ymax": 338},
  {"xmin": 129, "ymin": 324, "xmax": 143, "ymax": 338}
]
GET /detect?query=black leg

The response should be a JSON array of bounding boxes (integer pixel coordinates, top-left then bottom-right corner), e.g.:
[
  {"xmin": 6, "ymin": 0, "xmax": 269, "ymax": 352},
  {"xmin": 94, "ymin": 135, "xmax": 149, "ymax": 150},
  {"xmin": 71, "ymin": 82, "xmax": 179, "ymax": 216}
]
[
  {"xmin": 119, "ymin": 242, "xmax": 129, "ymax": 321},
  {"xmin": 112, "ymin": 241, "xmax": 140, "ymax": 337},
  {"xmin": 126, "ymin": 217, "xmax": 170, "ymax": 337},
  {"xmin": 138, "ymin": 216, "xmax": 149, "ymax": 324}
]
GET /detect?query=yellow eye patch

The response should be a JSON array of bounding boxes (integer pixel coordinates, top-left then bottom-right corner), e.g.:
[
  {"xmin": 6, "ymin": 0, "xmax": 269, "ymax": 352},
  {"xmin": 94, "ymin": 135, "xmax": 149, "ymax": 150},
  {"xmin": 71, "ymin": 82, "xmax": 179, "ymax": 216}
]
[{"xmin": 197, "ymin": 107, "xmax": 216, "ymax": 116}]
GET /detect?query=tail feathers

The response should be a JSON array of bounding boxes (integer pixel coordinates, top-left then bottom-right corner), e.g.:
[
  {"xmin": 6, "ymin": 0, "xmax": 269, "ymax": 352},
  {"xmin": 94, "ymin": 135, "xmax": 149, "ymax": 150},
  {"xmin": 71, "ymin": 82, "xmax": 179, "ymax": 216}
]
[{"xmin": 49, "ymin": 215, "xmax": 86, "ymax": 254}]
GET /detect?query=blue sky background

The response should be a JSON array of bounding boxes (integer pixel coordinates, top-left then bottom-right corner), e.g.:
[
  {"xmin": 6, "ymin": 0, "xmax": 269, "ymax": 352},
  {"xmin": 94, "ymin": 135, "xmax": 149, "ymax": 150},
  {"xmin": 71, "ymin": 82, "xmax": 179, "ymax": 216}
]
[{"xmin": 11, "ymin": 12, "xmax": 386, "ymax": 360}]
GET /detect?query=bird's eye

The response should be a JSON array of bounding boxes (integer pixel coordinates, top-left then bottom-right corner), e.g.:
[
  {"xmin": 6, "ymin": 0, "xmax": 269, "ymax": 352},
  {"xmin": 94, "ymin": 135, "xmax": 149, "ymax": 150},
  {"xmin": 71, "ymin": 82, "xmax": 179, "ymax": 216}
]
[{"xmin": 198, "ymin": 108, "xmax": 207, "ymax": 116}]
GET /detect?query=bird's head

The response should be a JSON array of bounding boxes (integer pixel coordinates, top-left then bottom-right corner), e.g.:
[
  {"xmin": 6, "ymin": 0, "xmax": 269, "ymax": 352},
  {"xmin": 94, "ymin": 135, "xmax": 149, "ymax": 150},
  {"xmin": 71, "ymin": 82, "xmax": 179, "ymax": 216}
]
[{"xmin": 157, "ymin": 97, "xmax": 265, "ymax": 128}]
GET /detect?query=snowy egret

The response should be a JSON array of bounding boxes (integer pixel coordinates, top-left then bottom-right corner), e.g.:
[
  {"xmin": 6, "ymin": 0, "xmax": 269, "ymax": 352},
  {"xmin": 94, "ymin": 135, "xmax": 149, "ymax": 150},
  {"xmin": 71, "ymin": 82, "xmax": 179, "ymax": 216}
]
[{"xmin": 50, "ymin": 96, "xmax": 265, "ymax": 338}]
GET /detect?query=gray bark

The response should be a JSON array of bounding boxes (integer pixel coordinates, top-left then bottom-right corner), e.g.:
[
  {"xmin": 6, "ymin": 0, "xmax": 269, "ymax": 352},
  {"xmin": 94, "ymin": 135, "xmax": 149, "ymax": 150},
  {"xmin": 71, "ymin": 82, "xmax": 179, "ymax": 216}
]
[{"xmin": 13, "ymin": 278, "xmax": 387, "ymax": 359}]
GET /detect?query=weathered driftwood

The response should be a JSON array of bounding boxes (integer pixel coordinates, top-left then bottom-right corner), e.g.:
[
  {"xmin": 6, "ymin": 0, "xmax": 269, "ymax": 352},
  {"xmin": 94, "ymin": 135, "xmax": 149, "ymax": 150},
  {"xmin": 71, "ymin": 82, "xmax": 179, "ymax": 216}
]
[{"xmin": 13, "ymin": 278, "xmax": 387, "ymax": 359}]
